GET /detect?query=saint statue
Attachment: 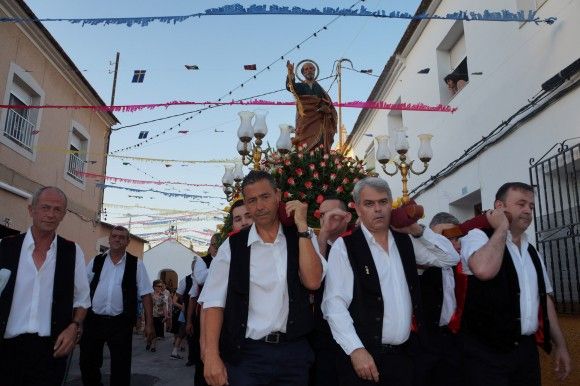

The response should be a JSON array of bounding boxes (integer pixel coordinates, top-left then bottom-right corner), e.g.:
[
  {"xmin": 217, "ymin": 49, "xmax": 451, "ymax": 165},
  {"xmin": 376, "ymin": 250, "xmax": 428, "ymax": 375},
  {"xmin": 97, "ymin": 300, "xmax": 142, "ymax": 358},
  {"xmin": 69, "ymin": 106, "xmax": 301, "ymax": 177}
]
[{"xmin": 286, "ymin": 60, "xmax": 337, "ymax": 153}]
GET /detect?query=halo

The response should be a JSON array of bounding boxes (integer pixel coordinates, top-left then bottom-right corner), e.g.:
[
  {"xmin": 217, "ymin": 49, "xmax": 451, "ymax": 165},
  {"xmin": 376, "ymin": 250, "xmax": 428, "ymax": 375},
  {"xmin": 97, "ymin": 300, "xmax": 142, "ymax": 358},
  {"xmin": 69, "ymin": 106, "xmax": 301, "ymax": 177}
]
[{"xmin": 296, "ymin": 59, "xmax": 319, "ymax": 82}]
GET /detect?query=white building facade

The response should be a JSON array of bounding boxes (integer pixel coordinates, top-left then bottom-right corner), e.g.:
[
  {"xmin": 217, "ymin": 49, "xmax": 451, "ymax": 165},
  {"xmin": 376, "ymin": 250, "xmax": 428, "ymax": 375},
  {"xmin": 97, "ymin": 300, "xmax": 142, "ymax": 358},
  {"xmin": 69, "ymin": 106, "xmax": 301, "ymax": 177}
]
[{"xmin": 347, "ymin": 0, "xmax": 579, "ymax": 311}]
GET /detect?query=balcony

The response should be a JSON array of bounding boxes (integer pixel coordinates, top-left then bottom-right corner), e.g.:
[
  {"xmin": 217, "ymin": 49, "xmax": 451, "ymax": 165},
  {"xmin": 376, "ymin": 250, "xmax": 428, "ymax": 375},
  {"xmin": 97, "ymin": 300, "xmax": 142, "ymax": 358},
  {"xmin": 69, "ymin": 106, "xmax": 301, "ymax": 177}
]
[
  {"xmin": 67, "ymin": 152, "xmax": 85, "ymax": 183},
  {"xmin": 3, "ymin": 108, "xmax": 35, "ymax": 151}
]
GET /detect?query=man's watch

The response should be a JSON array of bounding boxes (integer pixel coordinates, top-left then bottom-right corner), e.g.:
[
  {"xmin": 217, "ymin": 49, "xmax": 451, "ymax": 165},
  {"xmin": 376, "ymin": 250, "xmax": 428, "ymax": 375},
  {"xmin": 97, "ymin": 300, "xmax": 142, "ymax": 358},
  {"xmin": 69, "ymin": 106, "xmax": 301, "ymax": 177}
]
[{"xmin": 297, "ymin": 229, "xmax": 313, "ymax": 239}]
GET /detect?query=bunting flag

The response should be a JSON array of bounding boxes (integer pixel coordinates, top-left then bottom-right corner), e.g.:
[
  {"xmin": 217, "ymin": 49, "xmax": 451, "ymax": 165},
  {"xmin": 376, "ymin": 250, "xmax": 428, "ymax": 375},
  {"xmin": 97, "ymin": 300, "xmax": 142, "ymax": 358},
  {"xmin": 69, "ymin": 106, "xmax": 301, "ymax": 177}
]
[
  {"xmin": 96, "ymin": 183, "xmax": 226, "ymax": 200},
  {"xmin": 109, "ymin": 154, "xmax": 237, "ymax": 164},
  {"xmin": 103, "ymin": 203, "xmax": 224, "ymax": 215},
  {"xmin": 1, "ymin": 99, "xmax": 458, "ymax": 113},
  {"xmin": 0, "ymin": 5, "xmax": 557, "ymax": 26},
  {"xmin": 77, "ymin": 171, "xmax": 222, "ymax": 187}
]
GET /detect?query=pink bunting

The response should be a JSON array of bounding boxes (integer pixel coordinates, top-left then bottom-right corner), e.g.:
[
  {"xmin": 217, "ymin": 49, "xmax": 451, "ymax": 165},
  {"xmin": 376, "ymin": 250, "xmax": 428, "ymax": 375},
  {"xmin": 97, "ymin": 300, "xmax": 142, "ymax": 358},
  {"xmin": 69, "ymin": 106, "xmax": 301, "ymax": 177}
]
[{"xmin": 1, "ymin": 99, "xmax": 457, "ymax": 113}]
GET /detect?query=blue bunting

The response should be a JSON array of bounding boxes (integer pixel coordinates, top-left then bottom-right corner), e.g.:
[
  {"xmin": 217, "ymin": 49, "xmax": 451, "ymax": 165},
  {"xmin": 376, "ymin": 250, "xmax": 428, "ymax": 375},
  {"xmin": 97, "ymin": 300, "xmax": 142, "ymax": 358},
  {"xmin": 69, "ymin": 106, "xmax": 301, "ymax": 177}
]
[
  {"xmin": 0, "ymin": 4, "xmax": 557, "ymax": 26},
  {"xmin": 96, "ymin": 183, "xmax": 225, "ymax": 200}
]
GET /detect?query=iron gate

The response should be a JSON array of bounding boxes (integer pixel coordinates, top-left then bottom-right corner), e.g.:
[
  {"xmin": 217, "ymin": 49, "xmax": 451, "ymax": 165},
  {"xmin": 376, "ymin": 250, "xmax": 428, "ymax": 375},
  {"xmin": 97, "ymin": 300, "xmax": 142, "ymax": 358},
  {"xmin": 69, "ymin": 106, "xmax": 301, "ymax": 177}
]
[{"xmin": 529, "ymin": 139, "xmax": 580, "ymax": 314}]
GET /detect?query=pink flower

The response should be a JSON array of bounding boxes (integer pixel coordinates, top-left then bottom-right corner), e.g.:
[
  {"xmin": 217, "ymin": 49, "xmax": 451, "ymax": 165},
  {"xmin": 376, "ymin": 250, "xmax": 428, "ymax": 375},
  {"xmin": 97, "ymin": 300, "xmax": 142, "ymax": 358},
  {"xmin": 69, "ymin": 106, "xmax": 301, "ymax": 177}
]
[
  {"xmin": 313, "ymin": 209, "xmax": 321, "ymax": 219},
  {"xmin": 296, "ymin": 168, "xmax": 303, "ymax": 177},
  {"xmin": 308, "ymin": 163, "xmax": 316, "ymax": 171},
  {"xmin": 309, "ymin": 151, "xmax": 315, "ymax": 156},
  {"xmin": 348, "ymin": 201, "xmax": 355, "ymax": 209},
  {"xmin": 342, "ymin": 177, "xmax": 350, "ymax": 184},
  {"xmin": 336, "ymin": 164, "xmax": 343, "ymax": 170},
  {"xmin": 323, "ymin": 154, "xmax": 329, "ymax": 160},
  {"xmin": 284, "ymin": 159, "xmax": 291, "ymax": 166},
  {"xmin": 297, "ymin": 153, "xmax": 304, "ymax": 159},
  {"xmin": 287, "ymin": 177, "xmax": 295, "ymax": 186},
  {"xmin": 304, "ymin": 181, "xmax": 313, "ymax": 189},
  {"xmin": 313, "ymin": 171, "xmax": 319, "ymax": 179},
  {"xmin": 320, "ymin": 161, "xmax": 326, "ymax": 167},
  {"xmin": 336, "ymin": 186, "xmax": 344, "ymax": 193},
  {"xmin": 330, "ymin": 173, "xmax": 337, "ymax": 181},
  {"xmin": 353, "ymin": 177, "xmax": 360, "ymax": 183},
  {"xmin": 283, "ymin": 191, "xmax": 293, "ymax": 199},
  {"xmin": 277, "ymin": 168, "xmax": 283, "ymax": 175},
  {"xmin": 316, "ymin": 194, "xmax": 325, "ymax": 204},
  {"xmin": 322, "ymin": 184, "xmax": 329, "ymax": 191},
  {"xmin": 299, "ymin": 192, "xmax": 306, "ymax": 199}
]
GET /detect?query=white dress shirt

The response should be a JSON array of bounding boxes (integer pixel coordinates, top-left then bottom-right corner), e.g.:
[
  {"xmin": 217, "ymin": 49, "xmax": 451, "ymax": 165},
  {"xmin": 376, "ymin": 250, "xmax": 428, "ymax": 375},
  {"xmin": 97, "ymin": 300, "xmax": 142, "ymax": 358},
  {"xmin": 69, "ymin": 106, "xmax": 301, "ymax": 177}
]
[
  {"xmin": 460, "ymin": 229, "xmax": 552, "ymax": 335},
  {"xmin": 322, "ymin": 225, "xmax": 459, "ymax": 355},
  {"xmin": 176, "ymin": 272, "xmax": 202, "ymax": 299},
  {"xmin": 3, "ymin": 229, "xmax": 91, "ymax": 338},
  {"xmin": 199, "ymin": 223, "xmax": 326, "ymax": 340},
  {"xmin": 418, "ymin": 231, "xmax": 460, "ymax": 326},
  {"xmin": 87, "ymin": 252, "xmax": 152, "ymax": 316}
]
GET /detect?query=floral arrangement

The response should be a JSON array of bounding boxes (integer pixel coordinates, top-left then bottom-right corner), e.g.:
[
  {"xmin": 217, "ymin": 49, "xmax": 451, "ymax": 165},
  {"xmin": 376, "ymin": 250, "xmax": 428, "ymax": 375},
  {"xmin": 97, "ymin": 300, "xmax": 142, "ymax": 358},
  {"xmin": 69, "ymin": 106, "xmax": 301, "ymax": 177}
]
[{"xmin": 265, "ymin": 144, "xmax": 370, "ymax": 228}]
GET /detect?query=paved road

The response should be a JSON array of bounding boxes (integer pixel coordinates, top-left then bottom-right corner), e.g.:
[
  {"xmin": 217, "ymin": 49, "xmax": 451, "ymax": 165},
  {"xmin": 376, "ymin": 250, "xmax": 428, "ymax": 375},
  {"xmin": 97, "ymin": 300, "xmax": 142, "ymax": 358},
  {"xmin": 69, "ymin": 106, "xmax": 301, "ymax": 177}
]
[{"xmin": 64, "ymin": 331, "xmax": 197, "ymax": 386}]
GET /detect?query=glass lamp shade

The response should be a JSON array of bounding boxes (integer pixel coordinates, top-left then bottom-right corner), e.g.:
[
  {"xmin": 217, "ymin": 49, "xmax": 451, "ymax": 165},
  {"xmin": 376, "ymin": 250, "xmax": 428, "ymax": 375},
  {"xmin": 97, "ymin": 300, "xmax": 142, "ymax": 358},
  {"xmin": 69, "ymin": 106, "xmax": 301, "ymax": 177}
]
[
  {"xmin": 375, "ymin": 135, "xmax": 392, "ymax": 164},
  {"xmin": 233, "ymin": 162, "xmax": 245, "ymax": 182},
  {"xmin": 253, "ymin": 109, "xmax": 268, "ymax": 139},
  {"xmin": 417, "ymin": 134, "xmax": 434, "ymax": 162},
  {"xmin": 237, "ymin": 111, "xmax": 255, "ymax": 143},
  {"xmin": 237, "ymin": 140, "xmax": 249, "ymax": 156},
  {"xmin": 222, "ymin": 165, "xmax": 235, "ymax": 186},
  {"xmin": 394, "ymin": 127, "xmax": 410, "ymax": 154},
  {"xmin": 276, "ymin": 124, "xmax": 293, "ymax": 153}
]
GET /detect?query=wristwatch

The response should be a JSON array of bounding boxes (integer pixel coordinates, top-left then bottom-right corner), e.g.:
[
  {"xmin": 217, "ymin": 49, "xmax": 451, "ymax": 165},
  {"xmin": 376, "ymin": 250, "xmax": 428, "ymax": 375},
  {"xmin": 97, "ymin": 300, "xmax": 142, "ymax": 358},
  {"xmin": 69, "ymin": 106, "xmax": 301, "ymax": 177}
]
[{"xmin": 297, "ymin": 229, "xmax": 313, "ymax": 239}]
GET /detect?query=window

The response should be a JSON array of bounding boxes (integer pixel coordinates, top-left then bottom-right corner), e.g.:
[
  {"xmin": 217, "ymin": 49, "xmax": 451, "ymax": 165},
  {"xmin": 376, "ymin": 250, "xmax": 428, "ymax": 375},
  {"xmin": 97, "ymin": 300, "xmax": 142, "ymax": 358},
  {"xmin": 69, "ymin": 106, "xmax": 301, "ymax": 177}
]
[
  {"xmin": 65, "ymin": 122, "xmax": 90, "ymax": 187},
  {"xmin": 1, "ymin": 63, "xmax": 44, "ymax": 158},
  {"xmin": 437, "ymin": 21, "xmax": 469, "ymax": 103},
  {"xmin": 132, "ymin": 70, "xmax": 146, "ymax": 83}
]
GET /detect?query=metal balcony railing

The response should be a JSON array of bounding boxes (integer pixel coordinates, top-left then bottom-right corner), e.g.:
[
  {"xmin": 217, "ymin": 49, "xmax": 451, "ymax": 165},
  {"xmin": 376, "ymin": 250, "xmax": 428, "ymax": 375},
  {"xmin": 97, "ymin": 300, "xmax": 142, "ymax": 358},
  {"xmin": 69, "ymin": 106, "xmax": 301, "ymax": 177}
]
[
  {"xmin": 3, "ymin": 108, "xmax": 35, "ymax": 151},
  {"xmin": 67, "ymin": 152, "xmax": 85, "ymax": 183}
]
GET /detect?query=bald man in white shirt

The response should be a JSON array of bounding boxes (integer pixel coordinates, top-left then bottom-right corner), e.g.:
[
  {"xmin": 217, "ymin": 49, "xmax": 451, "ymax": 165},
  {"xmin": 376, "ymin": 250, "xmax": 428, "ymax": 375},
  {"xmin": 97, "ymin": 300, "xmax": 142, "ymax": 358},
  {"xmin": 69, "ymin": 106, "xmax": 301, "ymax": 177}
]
[{"xmin": 0, "ymin": 186, "xmax": 91, "ymax": 386}]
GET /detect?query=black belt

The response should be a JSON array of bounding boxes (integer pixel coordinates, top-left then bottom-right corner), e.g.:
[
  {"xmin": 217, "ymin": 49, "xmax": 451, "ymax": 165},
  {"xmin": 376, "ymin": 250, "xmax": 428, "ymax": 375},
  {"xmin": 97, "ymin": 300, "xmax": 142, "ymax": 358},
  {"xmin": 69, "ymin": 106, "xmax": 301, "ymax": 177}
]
[
  {"xmin": 259, "ymin": 332, "xmax": 288, "ymax": 344},
  {"xmin": 376, "ymin": 340, "xmax": 409, "ymax": 354}
]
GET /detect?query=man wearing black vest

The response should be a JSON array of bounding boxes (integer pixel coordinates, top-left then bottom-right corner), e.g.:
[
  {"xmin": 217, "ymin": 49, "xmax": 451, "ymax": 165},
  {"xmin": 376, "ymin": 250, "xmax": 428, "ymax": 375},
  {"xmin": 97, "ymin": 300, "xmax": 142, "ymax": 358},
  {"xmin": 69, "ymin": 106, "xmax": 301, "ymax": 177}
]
[
  {"xmin": 0, "ymin": 186, "xmax": 91, "ymax": 386},
  {"xmin": 80, "ymin": 225, "xmax": 154, "ymax": 386},
  {"xmin": 322, "ymin": 177, "xmax": 459, "ymax": 386},
  {"xmin": 460, "ymin": 182, "xmax": 571, "ymax": 385},
  {"xmin": 200, "ymin": 170, "xmax": 325, "ymax": 386},
  {"xmin": 414, "ymin": 212, "xmax": 464, "ymax": 386},
  {"xmin": 310, "ymin": 196, "xmax": 351, "ymax": 386}
]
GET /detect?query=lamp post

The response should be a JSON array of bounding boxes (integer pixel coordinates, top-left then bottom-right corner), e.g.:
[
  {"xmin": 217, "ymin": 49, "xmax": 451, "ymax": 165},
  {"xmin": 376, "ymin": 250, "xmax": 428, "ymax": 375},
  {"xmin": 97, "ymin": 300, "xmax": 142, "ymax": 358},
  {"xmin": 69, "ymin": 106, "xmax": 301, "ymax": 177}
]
[
  {"xmin": 375, "ymin": 127, "xmax": 433, "ymax": 204},
  {"xmin": 225, "ymin": 110, "xmax": 293, "ymax": 199}
]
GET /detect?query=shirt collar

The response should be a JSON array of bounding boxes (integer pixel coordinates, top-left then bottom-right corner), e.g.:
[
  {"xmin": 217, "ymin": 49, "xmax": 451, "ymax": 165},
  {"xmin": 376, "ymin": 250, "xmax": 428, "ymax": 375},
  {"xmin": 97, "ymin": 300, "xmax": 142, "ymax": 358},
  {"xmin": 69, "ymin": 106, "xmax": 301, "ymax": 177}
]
[
  {"xmin": 360, "ymin": 223, "xmax": 394, "ymax": 249},
  {"xmin": 247, "ymin": 223, "xmax": 284, "ymax": 246},
  {"xmin": 23, "ymin": 227, "xmax": 57, "ymax": 251},
  {"xmin": 106, "ymin": 250, "xmax": 127, "ymax": 265}
]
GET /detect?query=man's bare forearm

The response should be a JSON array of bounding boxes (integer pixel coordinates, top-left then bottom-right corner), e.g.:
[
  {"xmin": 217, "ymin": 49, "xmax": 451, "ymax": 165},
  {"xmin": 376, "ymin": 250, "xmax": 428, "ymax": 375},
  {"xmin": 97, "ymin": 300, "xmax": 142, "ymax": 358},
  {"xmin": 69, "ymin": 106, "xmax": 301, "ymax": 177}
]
[
  {"xmin": 142, "ymin": 294, "xmax": 154, "ymax": 325},
  {"xmin": 468, "ymin": 227, "xmax": 508, "ymax": 280},
  {"xmin": 204, "ymin": 307, "xmax": 225, "ymax": 357}
]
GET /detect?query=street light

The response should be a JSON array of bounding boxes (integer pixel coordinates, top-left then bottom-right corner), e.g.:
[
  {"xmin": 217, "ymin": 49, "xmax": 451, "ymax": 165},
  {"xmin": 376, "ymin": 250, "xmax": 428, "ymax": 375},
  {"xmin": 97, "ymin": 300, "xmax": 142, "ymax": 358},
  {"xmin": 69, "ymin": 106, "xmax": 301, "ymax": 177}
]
[{"xmin": 376, "ymin": 127, "xmax": 433, "ymax": 204}]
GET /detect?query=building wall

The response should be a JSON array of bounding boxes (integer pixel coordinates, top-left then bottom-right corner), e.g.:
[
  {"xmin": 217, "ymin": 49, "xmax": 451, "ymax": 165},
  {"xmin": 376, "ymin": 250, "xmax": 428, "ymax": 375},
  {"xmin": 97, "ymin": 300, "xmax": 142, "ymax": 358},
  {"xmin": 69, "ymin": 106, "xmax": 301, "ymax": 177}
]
[
  {"xmin": 0, "ymin": 1, "xmax": 115, "ymax": 257},
  {"xmin": 350, "ymin": 0, "xmax": 580, "ymax": 226}
]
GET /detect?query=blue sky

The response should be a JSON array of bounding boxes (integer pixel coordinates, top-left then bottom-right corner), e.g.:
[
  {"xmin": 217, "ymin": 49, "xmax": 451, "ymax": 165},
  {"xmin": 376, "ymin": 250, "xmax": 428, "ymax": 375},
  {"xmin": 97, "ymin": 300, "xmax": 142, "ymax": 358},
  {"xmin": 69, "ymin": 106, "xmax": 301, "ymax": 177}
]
[{"xmin": 25, "ymin": 0, "xmax": 420, "ymax": 247}]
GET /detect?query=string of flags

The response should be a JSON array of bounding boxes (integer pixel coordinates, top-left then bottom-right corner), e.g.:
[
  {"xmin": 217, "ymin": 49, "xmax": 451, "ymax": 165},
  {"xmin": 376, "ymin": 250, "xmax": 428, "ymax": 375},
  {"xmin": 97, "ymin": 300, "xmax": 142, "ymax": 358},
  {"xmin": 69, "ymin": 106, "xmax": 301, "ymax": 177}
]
[
  {"xmin": 96, "ymin": 183, "xmax": 226, "ymax": 200},
  {"xmin": 0, "ymin": 5, "xmax": 557, "ymax": 26},
  {"xmin": 76, "ymin": 171, "xmax": 223, "ymax": 187},
  {"xmin": 1, "ymin": 99, "xmax": 457, "ymax": 113},
  {"xmin": 109, "ymin": 154, "xmax": 236, "ymax": 164}
]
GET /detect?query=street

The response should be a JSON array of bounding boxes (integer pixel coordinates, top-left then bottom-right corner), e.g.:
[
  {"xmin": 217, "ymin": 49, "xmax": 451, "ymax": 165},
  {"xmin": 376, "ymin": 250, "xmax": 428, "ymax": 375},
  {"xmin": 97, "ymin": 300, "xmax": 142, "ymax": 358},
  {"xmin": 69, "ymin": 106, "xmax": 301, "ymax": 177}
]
[{"xmin": 64, "ymin": 331, "xmax": 197, "ymax": 386}]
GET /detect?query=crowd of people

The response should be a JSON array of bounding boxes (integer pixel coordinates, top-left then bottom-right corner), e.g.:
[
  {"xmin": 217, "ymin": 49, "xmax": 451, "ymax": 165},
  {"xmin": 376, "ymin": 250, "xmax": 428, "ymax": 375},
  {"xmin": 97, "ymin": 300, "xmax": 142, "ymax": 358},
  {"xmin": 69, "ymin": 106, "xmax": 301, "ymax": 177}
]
[{"xmin": 0, "ymin": 172, "xmax": 573, "ymax": 385}]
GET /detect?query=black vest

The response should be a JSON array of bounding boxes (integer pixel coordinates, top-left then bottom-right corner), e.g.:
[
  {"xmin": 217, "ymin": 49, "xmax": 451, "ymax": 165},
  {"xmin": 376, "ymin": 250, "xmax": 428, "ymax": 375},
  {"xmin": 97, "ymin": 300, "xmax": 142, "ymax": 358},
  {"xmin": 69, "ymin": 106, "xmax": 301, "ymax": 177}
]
[
  {"xmin": 89, "ymin": 252, "xmax": 138, "ymax": 324},
  {"xmin": 182, "ymin": 275, "xmax": 193, "ymax": 314},
  {"xmin": 343, "ymin": 227, "xmax": 423, "ymax": 350},
  {"xmin": 0, "ymin": 233, "xmax": 76, "ymax": 341},
  {"xmin": 462, "ymin": 229, "xmax": 551, "ymax": 353},
  {"xmin": 419, "ymin": 267, "xmax": 445, "ymax": 331},
  {"xmin": 310, "ymin": 245, "xmax": 334, "ymax": 349},
  {"xmin": 220, "ymin": 225, "xmax": 313, "ymax": 363},
  {"xmin": 201, "ymin": 253, "xmax": 213, "ymax": 268}
]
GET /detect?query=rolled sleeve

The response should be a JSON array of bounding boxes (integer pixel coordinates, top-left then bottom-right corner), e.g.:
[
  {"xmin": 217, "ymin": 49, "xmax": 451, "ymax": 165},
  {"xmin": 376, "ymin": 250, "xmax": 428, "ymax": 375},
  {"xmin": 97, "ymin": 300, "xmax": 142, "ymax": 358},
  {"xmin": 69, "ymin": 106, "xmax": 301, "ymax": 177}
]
[
  {"xmin": 193, "ymin": 257, "xmax": 209, "ymax": 286},
  {"xmin": 73, "ymin": 244, "xmax": 91, "ymax": 309},
  {"xmin": 460, "ymin": 229, "xmax": 489, "ymax": 275},
  {"xmin": 321, "ymin": 237, "xmax": 364, "ymax": 355},
  {"xmin": 176, "ymin": 277, "xmax": 187, "ymax": 296},
  {"xmin": 412, "ymin": 227, "xmax": 460, "ymax": 267},
  {"xmin": 199, "ymin": 242, "xmax": 231, "ymax": 309},
  {"xmin": 137, "ymin": 260, "xmax": 153, "ymax": 297},
  {"xmin": 310, "ymin": 232, "xmax": 327, "ymax": 278}
]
